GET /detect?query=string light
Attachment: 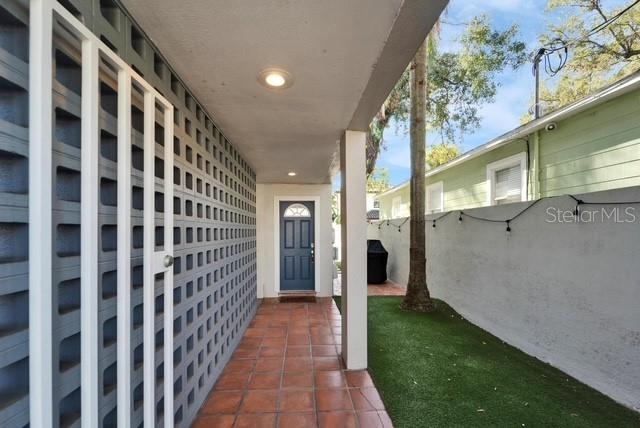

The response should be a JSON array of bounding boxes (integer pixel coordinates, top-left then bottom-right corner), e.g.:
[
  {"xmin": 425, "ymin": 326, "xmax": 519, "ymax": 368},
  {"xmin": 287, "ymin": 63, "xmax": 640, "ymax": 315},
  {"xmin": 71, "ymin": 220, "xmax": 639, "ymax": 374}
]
[
  {"xmin": 370, "ymin": 194, "xmax": 640, "ymax": 236},
  {"xmin": 571, "ymin": 196, "xmax": 584, "ymax": 217},
  {"xmin": 430, "ymin": 211, "xmax": 451, "ymax": 229}
]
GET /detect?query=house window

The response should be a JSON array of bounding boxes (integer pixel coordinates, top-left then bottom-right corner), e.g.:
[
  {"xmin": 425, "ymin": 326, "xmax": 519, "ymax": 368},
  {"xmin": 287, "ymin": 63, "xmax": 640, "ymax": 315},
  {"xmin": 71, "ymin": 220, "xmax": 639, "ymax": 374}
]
[
  {"xmin": 391, "ymin": 195, "xmax": 409, "ymax": 218},
  {"xmin": 486, "ymin": 153, "xmax": 527, "ymax": 206},
  {"xmin": 373, "ymin": 200, "xmax": 380, "ymax": 209},
  {"xmin": 426, "ymin": 181, "xmax": 444, "ymax": 213}
]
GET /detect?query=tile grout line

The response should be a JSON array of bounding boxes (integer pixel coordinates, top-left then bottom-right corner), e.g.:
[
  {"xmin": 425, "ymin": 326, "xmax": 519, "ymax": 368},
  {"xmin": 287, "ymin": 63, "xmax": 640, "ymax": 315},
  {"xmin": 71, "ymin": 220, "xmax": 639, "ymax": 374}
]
[
  {"xmin": 275, "ymin": 309, "xmax": 287, "ymax": 428},
  {"xmin": 194, "ymin": 299, "xmax": 392, "ymax": 428},
  {"xmin": 309, "ymin": 302, "xmax": 320, "ymax": 427},
  {"xmin": 231, "ymin": 332, "xmax": 260, "ymax": 427},
  {"xmin": 332, "ymin": 297, "xmax": 361, "ymax": 427}
]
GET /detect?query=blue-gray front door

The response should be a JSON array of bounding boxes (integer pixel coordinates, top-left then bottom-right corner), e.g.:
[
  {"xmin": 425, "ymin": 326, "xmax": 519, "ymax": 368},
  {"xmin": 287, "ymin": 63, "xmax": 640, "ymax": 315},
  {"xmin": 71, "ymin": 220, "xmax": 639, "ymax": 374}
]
[{"xmin": 279, "ymin": 201, "xmax": 315, "ymax": 291}]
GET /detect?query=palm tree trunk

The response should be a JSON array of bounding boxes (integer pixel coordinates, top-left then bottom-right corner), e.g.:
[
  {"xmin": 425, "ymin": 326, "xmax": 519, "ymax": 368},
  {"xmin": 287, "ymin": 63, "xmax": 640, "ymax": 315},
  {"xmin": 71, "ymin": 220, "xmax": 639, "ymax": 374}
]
[{"xmin": 401, "ymin": 38, "xmax": 435, "ymax": 313}]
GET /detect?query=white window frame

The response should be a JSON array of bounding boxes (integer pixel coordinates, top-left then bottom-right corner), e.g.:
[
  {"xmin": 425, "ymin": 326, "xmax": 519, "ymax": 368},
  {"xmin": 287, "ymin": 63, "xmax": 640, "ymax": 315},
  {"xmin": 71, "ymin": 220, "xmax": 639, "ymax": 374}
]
[
  {"xmin": 486, "ymin": 152, "xmax": 528, "ymax": 206},
  {"xmin": 391, "ymin": 195, "xmax": 403, "ymax": 218},
  {"xmin": 425, "ymin": 181, "xmax": 444, "ymax": 214},
  {"xmin": 283, "ymin": 203, "xmax": 312, "ymax": 217}
]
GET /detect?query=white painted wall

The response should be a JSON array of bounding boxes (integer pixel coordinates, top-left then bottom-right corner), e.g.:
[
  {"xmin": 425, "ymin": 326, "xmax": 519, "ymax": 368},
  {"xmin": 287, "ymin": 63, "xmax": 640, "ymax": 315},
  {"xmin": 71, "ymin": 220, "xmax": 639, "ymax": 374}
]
[
  {"xmin": 256, "ymin": 184, "xmax": 334, "ymax": 298},
  {"xmin": 333, "ymin": 192, "xmax": 380, "ymax": 262},
  {"xmin": 368, "ymin": 186, "xmax": 640, "ymax": 410}
]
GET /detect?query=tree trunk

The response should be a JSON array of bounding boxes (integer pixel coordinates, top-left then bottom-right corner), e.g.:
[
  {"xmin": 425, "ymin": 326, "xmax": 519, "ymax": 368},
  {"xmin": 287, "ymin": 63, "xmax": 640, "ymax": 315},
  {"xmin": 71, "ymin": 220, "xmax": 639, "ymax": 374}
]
[{"xmin": 401, "ymin": 39, "xmax": 435, "ymax": 313}]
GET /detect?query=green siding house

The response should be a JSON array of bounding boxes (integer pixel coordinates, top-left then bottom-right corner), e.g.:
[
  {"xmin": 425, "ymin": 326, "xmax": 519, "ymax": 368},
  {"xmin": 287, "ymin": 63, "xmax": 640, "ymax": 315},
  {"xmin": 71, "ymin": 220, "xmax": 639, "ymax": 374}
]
[{"xmin": 377, "ymin": 72, "xmax": 640, "ymax": 219}]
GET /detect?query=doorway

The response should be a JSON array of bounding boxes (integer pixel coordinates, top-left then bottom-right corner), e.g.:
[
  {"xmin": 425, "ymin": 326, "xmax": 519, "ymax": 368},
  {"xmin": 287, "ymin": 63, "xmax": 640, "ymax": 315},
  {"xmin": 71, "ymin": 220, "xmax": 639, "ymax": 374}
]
[{"xmin": 279, "ymin": 201, "xmax": 315, "ymax": 291}]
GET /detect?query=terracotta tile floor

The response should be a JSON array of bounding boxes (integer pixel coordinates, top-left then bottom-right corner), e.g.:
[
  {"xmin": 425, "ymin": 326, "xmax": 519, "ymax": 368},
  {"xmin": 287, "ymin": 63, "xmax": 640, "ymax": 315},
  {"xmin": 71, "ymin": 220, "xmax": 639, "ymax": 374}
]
[
  {"xmin": 365, "ymin": 281, "xmax": 406, "ymax": 296},
  {"xmin": 333, "ymin": 277, "xmax": 406, "ymax": 297},
  {"xmin": 193, "ymin": 298, "xmax": 393, "ymax": 428}
]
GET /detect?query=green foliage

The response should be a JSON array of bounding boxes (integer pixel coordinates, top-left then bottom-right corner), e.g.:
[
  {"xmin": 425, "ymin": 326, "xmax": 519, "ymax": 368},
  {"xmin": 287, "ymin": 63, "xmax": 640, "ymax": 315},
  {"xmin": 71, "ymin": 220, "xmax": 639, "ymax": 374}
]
[
  {"xmin": 333, "ymin": 168, "xmax": 390, "ymax": 223},
  {"xmin": 366, "ymin": 15, "xmax": 526, "ymax": 173},
  {"xmin": 367, "ymin": 168, "xmax": 391, "ymax": 192},
  {"xmin": 367, "ymin": 71, "xmax": 410, "ymax": 175},
  {"xmin": 537, "ymin": 0, "xmax": 640, "ymax": 114},
  {"xmin": 427, "ymin": 15, "xmax": 527, "ymax": 142},
  {"xmin": 331, "ymin": 192, "xmax": 340, "ymax": 224},
  {"xmin": 426, "ymin": 143, "xmax": 460, "ymax": 168}
]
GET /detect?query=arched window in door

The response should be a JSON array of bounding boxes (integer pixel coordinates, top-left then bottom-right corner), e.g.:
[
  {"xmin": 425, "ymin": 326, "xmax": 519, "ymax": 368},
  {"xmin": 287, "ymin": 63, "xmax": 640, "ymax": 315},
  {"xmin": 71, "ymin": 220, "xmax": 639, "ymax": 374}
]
[{"xmin": 283, "ymin": 203, "xmax": 311, "ymax": 218}]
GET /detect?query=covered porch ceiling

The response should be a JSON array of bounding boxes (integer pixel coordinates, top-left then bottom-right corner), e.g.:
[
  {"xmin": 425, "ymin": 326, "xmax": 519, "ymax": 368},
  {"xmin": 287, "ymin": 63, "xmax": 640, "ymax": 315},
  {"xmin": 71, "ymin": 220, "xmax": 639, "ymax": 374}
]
[{"xmin": 121, "ymin": 0, "xmax": 447, "ymax": 183}]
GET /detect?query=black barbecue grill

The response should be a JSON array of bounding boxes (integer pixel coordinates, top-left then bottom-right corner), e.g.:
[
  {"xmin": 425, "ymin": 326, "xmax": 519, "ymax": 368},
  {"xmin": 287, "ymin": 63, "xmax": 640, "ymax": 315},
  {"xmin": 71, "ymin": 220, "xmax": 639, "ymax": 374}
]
[{"xmin": 367, "ymin": 239, "xmax": 388, "ymax": 284}]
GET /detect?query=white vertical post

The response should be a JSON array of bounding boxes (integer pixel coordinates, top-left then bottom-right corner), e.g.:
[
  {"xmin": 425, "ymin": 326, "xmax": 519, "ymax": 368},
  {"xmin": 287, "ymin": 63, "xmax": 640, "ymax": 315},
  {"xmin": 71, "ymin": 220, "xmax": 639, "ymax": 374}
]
[
  {"xmin": 117, "ymin": 70, "xmax": 133, "ymax": 427},
  {"xmin": 163, "ymin": 106, "xmax": 174, "ymax": 428},
  {"xmin": 80, "ymin": 38, "xmax": 100, "ymax": 428},
  {"xmin": 28, "ymin": 0, "xmax": 54, "ymax": 426},
  {"xmin": 340, "ymin": 130, "xmax": 367, "ymax": 370},
  {"xmin": 143, "ymin": 91, "xmax": 156, "ymax": 427}
]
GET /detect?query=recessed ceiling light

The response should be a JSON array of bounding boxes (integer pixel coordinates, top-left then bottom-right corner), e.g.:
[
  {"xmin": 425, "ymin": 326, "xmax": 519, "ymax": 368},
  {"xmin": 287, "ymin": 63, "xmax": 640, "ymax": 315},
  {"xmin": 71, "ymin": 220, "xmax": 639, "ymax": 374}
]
[
  {"xmin": 288, "ymin": 172, "xmax": 296, "ymax": 176},
  {"xmin": 258, "ymin": 68, "xmax": 293, "ymax": 89},
  {"xmin": 266, "ymin": 73, "xmax": 286, "ymax": 87}
]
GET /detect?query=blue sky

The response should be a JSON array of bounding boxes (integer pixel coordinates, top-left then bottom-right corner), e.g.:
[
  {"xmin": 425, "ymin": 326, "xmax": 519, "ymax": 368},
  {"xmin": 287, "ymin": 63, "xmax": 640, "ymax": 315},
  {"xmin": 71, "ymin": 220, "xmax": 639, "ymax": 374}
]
[
  {"xmin": 377, "ymin": 0, "xmax": 549, "ymax": 187},
  {"xmin": 333, "ymin": 0, "xmax": 629, "ymax": 189}
]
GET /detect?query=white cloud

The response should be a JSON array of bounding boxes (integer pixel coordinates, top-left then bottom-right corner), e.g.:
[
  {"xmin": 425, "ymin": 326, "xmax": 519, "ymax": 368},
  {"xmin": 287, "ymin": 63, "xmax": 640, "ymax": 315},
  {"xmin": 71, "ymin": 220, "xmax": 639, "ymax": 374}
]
[
  {"xmin": 451, "ymin": 0, "xmax": 538, "ymax": 19},
  {"xmin": 480, "ymin": 83, "xmax": 530, "ymax": 132},
  {"xmin": 457, "ymin": 69, "xmax": 533, "ymax": 151},
  {"xmin": 480, "ymin": 0, "xmax": 535, "ymax": 13}
]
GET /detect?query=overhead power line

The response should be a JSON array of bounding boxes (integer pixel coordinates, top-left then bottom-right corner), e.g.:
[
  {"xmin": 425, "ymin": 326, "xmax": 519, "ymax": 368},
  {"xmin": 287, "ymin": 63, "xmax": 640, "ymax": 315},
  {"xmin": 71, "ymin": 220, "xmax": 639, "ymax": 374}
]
[{"xmin": 531, "ymin": 0, "xmax": 640, "ymax": 117}]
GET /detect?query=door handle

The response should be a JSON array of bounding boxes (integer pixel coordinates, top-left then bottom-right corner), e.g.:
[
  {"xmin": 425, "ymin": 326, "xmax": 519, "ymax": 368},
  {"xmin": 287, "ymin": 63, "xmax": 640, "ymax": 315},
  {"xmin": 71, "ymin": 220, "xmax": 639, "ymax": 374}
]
[
  {"xmin": 310, "ymin": 248, "xmax": 314, "ymax": 262},
  {"xmin": 163, "ymin": 254, "xmax": 174, "ymax": 268}
]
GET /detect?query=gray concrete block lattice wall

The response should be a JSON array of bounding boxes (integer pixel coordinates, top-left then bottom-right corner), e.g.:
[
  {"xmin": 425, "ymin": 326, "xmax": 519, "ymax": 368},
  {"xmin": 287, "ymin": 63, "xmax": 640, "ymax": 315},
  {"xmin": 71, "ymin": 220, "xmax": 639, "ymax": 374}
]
[
  {"xmin": 368, "ymin": 186, "xmax": 640, "ymax": 410},
  {"xmin": 0, "ymin": 0, "xmax": 257, "ymax": 426}
]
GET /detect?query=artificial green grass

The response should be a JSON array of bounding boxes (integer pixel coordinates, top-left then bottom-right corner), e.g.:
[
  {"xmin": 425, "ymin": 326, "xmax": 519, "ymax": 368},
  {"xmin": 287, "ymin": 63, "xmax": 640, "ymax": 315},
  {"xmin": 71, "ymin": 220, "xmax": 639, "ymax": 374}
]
[{"xmin": 334, "ymin": 296, "xmax": 640, "ymax": 428}]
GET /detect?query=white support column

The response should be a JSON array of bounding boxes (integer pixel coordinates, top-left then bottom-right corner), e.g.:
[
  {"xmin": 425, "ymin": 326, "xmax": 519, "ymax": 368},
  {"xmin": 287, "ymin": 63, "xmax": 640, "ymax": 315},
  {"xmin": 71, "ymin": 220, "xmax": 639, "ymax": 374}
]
[
  {"xmin": 143, "ymin": 91, "xmax": 156, "ymax": 427},
  {"xmin": 117, "ymin": 70, "xmax": 133, "ymax": 428},
  {"xmin": 28, "ymin": 1, "xmax": 54, "ymax": 426},
  {"xmin": 340, "ymin": 130, "xmax": 367, "ymax": 370}
]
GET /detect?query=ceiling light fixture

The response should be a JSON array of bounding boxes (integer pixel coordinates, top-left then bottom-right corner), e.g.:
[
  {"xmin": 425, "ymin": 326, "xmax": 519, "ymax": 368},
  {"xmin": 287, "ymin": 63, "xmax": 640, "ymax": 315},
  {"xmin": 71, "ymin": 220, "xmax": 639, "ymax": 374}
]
[
  {"xmin": 258, "ymin": 68, "xmax": 293, "ymax": 89},
  {"xmin": 266, "ymin": 73, "xmax": 285, "ymax": 87},
  {"xmin": 288, "ymin": 172, "xmax": 296, "ymax": 176}
]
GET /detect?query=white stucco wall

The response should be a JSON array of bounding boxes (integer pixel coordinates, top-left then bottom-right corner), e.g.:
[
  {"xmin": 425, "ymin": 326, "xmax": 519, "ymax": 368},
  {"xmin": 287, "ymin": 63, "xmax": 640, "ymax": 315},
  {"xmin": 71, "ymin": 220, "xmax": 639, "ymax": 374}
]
[
  {"xmin": 256, "ymin": 184, "xmax": 334, "ymax": 298},
  {"xmin": 368, "ymin": 186, "xmax": 640, "ymax": 410}
]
